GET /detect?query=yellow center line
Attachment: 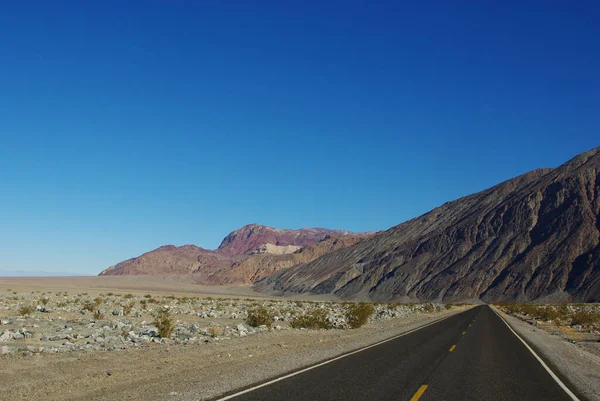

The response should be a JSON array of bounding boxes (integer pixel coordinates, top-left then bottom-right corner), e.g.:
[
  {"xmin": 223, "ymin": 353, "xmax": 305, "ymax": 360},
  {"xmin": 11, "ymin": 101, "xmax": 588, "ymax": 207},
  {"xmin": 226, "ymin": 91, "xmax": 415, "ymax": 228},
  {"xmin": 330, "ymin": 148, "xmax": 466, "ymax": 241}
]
[
  {"xmin": 462, "ymin": 331, "xmax": 466, "ymax": 335},
  {"xmin": 409, "ymin": 384, "xmax": 428, "ymax": 401},
  {"xmin": 449, "ymin": 344, "xmax": 456, "ymax": 352}
]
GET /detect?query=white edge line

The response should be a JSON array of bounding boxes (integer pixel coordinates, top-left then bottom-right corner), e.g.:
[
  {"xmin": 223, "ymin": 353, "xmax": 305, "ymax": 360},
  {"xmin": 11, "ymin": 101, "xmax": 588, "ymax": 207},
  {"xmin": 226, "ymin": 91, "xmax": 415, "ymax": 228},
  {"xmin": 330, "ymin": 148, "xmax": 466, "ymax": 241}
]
[
  {"xmin": 214, "ymin": 310, "xmax": 464, "ymax": 401},
  {"xmin": 491, "ymin": 307, "xmax": 580, "ymax": 401}
]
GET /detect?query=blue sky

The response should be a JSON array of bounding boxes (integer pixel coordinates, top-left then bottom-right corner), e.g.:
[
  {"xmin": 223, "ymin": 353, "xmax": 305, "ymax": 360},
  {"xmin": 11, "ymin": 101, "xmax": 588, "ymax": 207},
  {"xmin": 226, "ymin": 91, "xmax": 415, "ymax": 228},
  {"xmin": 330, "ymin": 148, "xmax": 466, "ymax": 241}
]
[{"xmin": 1, "ymin": 2, "xmax": 598, "ymax": 275}]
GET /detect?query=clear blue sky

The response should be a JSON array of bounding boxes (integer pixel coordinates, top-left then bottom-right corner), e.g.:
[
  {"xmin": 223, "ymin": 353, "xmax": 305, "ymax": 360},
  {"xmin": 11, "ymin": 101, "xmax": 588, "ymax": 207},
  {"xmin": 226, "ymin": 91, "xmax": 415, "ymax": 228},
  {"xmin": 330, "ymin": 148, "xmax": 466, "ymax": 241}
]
[{"xmin": 1, "ymin": 2, "xmax": 598, "ymax": 275}]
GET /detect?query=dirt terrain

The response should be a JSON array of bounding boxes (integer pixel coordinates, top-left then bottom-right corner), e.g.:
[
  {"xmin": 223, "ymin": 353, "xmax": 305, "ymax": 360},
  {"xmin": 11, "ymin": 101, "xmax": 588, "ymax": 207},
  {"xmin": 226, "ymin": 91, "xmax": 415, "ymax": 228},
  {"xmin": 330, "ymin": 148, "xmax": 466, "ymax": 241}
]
[
  {"xmin": 0, "ymin": 276, "xmax": 270, "ymax": 299},
  {"xmin": 0, "ymin": 280, "xmax": 462, "ymax": 400},
  {"xmin": 1, "ymin": 310, "xmax": 462, "ymax": 401}
]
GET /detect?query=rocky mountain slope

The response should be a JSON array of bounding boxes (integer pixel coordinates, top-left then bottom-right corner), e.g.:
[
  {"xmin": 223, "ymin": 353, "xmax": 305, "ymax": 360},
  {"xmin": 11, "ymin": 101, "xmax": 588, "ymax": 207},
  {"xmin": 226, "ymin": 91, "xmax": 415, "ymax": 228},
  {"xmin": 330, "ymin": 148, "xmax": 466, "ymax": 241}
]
[
  {"xmin": 216, "ymin": 224, "xmax": 353, "ymax": 256},
  {"xmin": 99, "ymin": 245, "xmax": 232, "ymax": 277},
  {"xmin": 257, "ymin": 147, "xmax": 600, "ymax": 303},
  {"xmin": 203, "ymin": 234, "xmax": 369, "ymax": 285},
  {"xmin": 100, "ymin": 225, "xmax": 370, "ymax": 285}
]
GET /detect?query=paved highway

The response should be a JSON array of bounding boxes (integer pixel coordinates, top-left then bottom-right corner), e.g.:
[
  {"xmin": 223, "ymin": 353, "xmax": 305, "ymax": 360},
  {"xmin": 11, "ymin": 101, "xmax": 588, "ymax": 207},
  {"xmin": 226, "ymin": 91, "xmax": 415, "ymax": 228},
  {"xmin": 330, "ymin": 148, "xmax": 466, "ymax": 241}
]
[{"xmin": 216, "ymin": 305, "xmax": 581, "ymax": 401}]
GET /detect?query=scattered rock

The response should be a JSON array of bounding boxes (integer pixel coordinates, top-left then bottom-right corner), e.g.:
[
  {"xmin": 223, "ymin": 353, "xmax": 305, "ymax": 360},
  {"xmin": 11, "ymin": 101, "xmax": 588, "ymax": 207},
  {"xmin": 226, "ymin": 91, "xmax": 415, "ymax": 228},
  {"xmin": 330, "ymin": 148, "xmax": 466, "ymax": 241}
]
[{"xmin": 0, "ymin": 330, "xmax": 12, "ymax": 342}]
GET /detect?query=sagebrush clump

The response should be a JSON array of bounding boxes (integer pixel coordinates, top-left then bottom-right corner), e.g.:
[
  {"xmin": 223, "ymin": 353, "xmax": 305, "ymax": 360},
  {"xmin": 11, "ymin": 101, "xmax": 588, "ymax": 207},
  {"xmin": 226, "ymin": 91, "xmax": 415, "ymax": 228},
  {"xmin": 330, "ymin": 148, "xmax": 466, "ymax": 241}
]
[
  {"xmin": 345, "ymin": 302, "xmax": 375, "ymax": 329},
  {"xmin": 570, "ymin": 310, "xmax": 599, "ymax": 327},
  {"xmin": 153, "ymin": 307, "xmax": 174, "ymax": 338},
  {"xmin": 18, "ymin": 304, "xmax": 35, "ymax": 316},
  {"xmin": 246, "ymin": 305, "xmax": 273, "ymax": 329},
  {"xmin": 290, "ymin": 308, "xmax": 331, "ymax": 329}
]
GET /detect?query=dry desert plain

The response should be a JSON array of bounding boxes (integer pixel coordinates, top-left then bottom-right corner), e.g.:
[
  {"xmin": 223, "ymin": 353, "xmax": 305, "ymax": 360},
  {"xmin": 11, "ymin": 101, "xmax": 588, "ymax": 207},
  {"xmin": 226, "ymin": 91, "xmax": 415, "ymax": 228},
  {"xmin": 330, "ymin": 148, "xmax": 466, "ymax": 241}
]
[
  {"xmin": 0, "ymin": 276, "xmax": 465, "ymax": 401},
  {"xmin": 1, "ymin": 276, "xmax": 600, "ymax": 401}
]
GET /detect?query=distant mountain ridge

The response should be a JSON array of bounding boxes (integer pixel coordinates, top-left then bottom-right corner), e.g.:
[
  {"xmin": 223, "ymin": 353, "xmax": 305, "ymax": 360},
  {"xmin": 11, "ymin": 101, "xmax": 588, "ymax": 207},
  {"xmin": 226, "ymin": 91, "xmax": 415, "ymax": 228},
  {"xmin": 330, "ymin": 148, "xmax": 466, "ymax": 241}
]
[
  {"xmin": 256, "ymin": 147, "xmax": 600, "ymax": 303},
  {"xmin": 216, "ymin": 224, "xmax": 354, "ymax": 256},
  {"xmin": 99, "ymin": 225, "xmax": 372, "ymax": 285},
  {"xmin": 0, "ymin": 270, "xmax": 89, "ymax": 277}
]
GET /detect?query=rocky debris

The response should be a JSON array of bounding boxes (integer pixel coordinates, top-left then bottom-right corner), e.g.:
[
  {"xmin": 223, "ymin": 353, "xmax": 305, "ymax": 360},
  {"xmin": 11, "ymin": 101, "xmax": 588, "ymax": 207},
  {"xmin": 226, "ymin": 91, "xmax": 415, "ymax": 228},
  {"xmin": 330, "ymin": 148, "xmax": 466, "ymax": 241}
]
[
  {"xmin": 253, "ymin": 244, "xmax": 302, "ymax": 255},
  {"xmin": 0, "ymin": 290, "xmax": 449, "ymax": 357},
  {"xmin": 257, "ymin": 147, "xmax": 600, "ymax": 303},
  {"xmin": 0, "ymin": 331, "xmax": 12, "ymax": 341},
  {"xmin": 35, "ymin": 305, "xmax": 52, "ymax": 313},
  {"xmin": 496, "ymin": 304, "xmax": 600, "ymax": 336}
]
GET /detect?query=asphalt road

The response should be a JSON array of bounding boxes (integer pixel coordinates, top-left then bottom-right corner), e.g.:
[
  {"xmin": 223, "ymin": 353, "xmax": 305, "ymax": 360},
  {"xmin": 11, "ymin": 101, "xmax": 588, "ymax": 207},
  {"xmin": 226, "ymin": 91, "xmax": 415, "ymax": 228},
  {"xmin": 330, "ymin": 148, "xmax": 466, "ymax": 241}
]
[{"xmin": 217, "ymin": 305, "xmax": 579, "ymax": 401}]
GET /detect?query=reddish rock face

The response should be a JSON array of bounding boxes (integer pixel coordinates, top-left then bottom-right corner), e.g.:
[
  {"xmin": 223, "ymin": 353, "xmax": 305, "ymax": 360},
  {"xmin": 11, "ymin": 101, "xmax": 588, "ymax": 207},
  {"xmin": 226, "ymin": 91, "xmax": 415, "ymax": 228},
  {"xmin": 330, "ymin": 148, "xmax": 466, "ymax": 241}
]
[
  {"xmin": 98, "ymin": 245, "xmax": 232, "ymax": 277},
  {"xmin": 99, "ymin": 226, "xmax": 370, "ymax": 285},
  {"xmin": 257, "ymin": 147, "xmax": 600, "ymax": 303},
  {"xmin": 215, "ymin": 225, "xmax": 354, "ymax": 257}
]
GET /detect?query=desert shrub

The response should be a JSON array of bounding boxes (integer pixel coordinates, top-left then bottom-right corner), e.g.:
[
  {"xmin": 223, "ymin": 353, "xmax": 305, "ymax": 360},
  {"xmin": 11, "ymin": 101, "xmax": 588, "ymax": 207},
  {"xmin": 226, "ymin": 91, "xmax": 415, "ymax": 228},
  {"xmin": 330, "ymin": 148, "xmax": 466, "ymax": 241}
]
[
  {"xmin": 290, "ymin": 308, "xmax": 331, "ymax": 330},
  {"xmin": 246, "ymin": 305, "xmax": 273, "ymax": 329},
  {"xmin": 570, "ymin": 310, "xmax": 599, "ymax": 327},
  {"xmin": 500, "ymin": 303, "xmax": 522, "ymax": 315},
  {"xmin": 124, "ymin": 293, "xmax": 134, "ymax": 299},
  {"xmin": 345, "ymin": 302, "xmax": 375, "ymax": 329},
  {"xmin": 82, "ymin": 301, "xmax": 96, "ymax": 313},
  {"xmin": 153, "ymin": 308, "xmax": 174, "ymax": 338},
  {"xmin": 93, "ymin": 310, "xmax": 105, "ymax": 320},
  {"xmin": 423, "ymin": 303, "xmax": 435, "ymax": 313},
  {"xmin": 123, "ymin": 302, "xmax": 134, "ymax": 316},
  {"xmin": 536, "ymin": 307, "xmax": 565, "ymax": 322},
  {"xmin": 520, "ymin": 304, "xmax": 541, "ymax": 317},
  {"xmin": 208, "ymin": 327, "xmax": 222, "ymax": 337},
  {"xmin": 93, "ymin": 297, "xmax": 103, "ymax": 306},
  {"xmin": 18, "ymin": 304, "xmax": 35, "ymax": 316},
  {"xmin": 294, "ymin": 301, "xmax": 303, "ymax": 308},
  {"xmin": 40, "ymin": 297, "xmax": 49, "ymax": 306},
  {"xmin": 107, "ymin": 292, "xmax": 114, "ymax": 296},
  {"xmin": 444, "ymin": 304, "xmax": 453, "ymax": 310},
  {"xmin": 144, "ymin": 294, "xmax": 152, "ymax": 298}
]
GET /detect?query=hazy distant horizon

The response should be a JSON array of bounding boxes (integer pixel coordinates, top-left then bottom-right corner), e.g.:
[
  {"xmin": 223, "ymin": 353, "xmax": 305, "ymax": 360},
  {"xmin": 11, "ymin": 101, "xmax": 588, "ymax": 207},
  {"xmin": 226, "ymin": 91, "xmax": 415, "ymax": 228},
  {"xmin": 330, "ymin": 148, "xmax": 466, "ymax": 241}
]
[{"xmin": 0, "ymin": 270, "xmax": 91, "ymax": 277}]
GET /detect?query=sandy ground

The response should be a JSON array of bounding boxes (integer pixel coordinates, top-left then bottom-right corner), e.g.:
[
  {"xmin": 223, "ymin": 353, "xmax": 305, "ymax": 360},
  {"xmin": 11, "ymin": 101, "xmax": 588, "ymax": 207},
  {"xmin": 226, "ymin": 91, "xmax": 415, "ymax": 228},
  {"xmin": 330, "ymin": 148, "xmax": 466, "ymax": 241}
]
[
  {"xmin": 0, "ymin": 276, "xmax": 267, "ymax": 299},
  {"xmin": 0, "ymin": 307, "xmax": 468, "ymax": 401},
  {"xmin": 0, "ymin": 276, "xmax": 344, "ymax": 301},
  {"xmin": 494, "ymin": 307, "xmax": 600, "ymax": 401}
]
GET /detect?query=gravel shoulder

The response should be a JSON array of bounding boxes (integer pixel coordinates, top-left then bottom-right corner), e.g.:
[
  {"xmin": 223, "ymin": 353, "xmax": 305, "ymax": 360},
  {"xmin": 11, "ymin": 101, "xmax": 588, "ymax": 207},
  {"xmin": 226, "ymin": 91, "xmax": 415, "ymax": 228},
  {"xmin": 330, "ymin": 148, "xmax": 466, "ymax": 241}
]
[
  {"xmin": 0, "ymin": 308, "xmax": 468, "ymax": 401},
  {"xmin": 493, "ymin": 307, "xmax": 600, "ymax": 401}
]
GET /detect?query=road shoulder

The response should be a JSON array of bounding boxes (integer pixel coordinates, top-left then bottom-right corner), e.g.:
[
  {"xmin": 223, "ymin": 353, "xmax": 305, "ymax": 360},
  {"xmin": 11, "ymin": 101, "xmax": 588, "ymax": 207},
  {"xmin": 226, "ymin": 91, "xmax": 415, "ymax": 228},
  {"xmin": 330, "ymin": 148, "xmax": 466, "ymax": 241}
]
[{"xmin": 492, "ymin": 306, "xmax": 600, "ymax": 401}]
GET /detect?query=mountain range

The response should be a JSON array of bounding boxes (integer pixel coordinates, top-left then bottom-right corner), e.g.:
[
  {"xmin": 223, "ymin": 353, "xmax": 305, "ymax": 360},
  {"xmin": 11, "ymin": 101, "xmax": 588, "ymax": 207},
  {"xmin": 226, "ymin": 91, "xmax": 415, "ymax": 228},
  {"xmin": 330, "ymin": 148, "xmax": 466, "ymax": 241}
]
[
  {"xmin": 101, "ymin": 147, "xmax": 600, "ymax": 302},
  {"xmin": 99, "ymin": 225, "xmax": 372, "ymax": 285}
]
